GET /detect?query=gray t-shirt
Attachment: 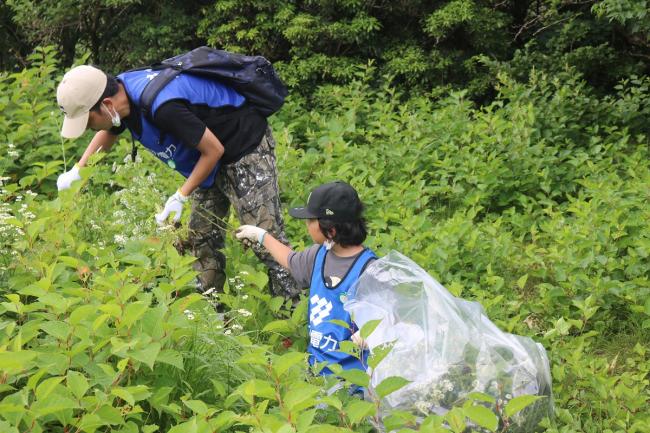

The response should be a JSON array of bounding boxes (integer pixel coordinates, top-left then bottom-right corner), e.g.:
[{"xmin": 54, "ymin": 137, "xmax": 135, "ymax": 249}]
[{"xmin": 288, "ymin": 244, "xmax": 375, "ymax": 289}]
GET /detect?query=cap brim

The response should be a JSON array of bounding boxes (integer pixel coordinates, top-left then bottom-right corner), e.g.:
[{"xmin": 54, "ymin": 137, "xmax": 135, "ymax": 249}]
[
  {"xmin": 288, "ymin": 206, "xmax": 318, "ymax": 219},
  {"xmin": 61, "ymin": 112, "xmax": 89, "ymax": 139}
]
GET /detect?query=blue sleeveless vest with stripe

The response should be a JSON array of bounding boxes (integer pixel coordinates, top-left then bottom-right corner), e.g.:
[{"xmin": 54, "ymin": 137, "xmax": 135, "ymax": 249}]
[
  {"xmin": 117, "ymin": 69, "xmax": 245, "ymax": 188},
  {"xmin": 308, "ymin": 246, "xmax": 376, "ymax": 375}
]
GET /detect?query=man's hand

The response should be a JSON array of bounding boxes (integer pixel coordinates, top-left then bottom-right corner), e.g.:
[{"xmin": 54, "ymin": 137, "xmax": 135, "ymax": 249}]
[
  {"xmin": 57, "ymin": 164, "xmax": 81, "ymax": 190},
  {"xmin": 155, "ymin": 190, "xmax": 188, "ymax": 225},
  {"xmin": 235, "ymin": 225, "xmax": 267, "ymax": 245}
]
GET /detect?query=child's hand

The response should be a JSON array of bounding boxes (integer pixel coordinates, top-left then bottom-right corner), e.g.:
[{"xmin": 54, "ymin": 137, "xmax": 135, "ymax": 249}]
[
  {"xmin": 235, "ymin": 225, "xmax": 267, "ymax": 245},
  {"xmin": 351, "ymin": 331, "xmax": 367, "ymax": 349}
]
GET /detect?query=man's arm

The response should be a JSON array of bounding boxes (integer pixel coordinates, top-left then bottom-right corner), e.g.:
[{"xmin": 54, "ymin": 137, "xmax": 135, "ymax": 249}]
[
  {"xmin": 178, "ymin": 127, "xmax": 224, "ymax": 197},
  {"xmin": 78, "ymin": 130, "xmax": 119, "ymax": 166}
]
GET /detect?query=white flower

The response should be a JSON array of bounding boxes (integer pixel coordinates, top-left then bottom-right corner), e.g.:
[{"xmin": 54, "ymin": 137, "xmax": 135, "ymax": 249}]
[
  {"xmin": 239, "ymin": 271, "xmax": 249, "ymax": 275},
  {"xmin": 414, "ymin": 401, "xmax": 430, "ymax": 414},
  {"xmin": 241, "ymin": 295, "xmax": 249, "ymax": 300},
  {"xmin": 113, "ymin": 234, "xmax": 127, "ymax": 244},
  {"xmin": 237, "ymin": 308, "xmax": 252, "ymax": 317},
  {"xmin": 231, "ymin": 324, "xmax": 243, "ymax": 331},
  {"xmin": 183, "ymin": 309, "xmax": 195, "ymax": 320},
  {"xmin": 224, "ymin": 329, "xmax": 232, "ymax": 335},
  {"xmin": 203, "ymin": 287, "xmax": 217, "ymax": 296}
]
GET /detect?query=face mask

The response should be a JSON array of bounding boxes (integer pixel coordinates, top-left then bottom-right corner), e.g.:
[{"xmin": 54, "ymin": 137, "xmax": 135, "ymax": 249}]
[{"xmin": 103, "ymin": 103, "xmax": 121, "ymax": 128}]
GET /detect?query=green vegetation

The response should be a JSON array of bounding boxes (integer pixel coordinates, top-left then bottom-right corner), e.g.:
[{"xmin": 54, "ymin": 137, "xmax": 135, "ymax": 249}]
[{"xmin": 1, "ymin": 1, "xmax": 648, "ymax": 98}]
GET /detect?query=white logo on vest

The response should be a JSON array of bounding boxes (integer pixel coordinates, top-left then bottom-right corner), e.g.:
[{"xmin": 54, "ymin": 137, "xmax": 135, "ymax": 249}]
[{"xmin": 310, "ymin": 294, "xmax": 333, "ymax": 326}]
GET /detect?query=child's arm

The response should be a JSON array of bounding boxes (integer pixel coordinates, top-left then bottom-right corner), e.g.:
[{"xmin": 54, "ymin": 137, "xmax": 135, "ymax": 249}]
[{"xmin": 235, "ymin": 225, "xmax": 293, "ymax": 269}]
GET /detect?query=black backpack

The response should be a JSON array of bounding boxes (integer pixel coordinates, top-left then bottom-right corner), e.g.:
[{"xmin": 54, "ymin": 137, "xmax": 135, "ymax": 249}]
[{"xmin": 138, "ymin": 46, "xmax": 288, "ymax": 120}]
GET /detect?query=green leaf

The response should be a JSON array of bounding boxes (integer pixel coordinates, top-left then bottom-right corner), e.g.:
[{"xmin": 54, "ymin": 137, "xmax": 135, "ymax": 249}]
[
  {"xmin": 122, "ymin": 302, "xmax": 149, "ymax": 329},
  {"xmin": 360, "ymin": 319, "xmax": 382, "ymax": 339},
  {"xmin": 445, "ymin": 407, "xmax": 466, "ymax": 433},
  {"xmin": 262, "ymin": 319, "xmax": 292, "ymax": 333},
  {"xmin": 316, "ymin": 395, "xmax": 342, "ymax": 410},
  {"xmin": 328, "ymin": 319, "xmax": 350, "ymax": 329},
  {"xmin": 237, "ymin": 351, "xmax": 269, "ymax": 366},
  {"xmin": 26, "ymin": 368, "xmax": 48, "ymax": 392},
  {"xmin": 183, "ymin": 399, "xmax": 209, "ymax": 415},
  {"xmin": 126, "ymin": 385, "xmax": 152, "ymax": 402},
  {"xmin": 130, "ymin": 342, "xmax": 161, "ymax": 370},
  {"xmin": 504, "ymin": 395, "xmax": 542, "ymax": 417},
  {"xmin": 467, "ymin": 392, "xmax": 496, "ymax": 404},
  {"xmin": 208, "ymin": 411, "xmax": 237, "ymax": 431},
  {"xmin": 77, "ymin": 413, "xmax": 104, "ymax": 433},
  {"xmin": 516, "ymin": 274, "xmax": 528, "ymax": 289},
  {"xmin": 168, "ymin": 418, "xmax": 198, "ymax": 433},
  {"xmin": 121, "ymin": 253, "xmax": 151, "ymax": 267},
  {"xmin": 272, "ymin": 351, "xmax": 306, "ymax": 378},
  {"xmin": 465, "ymin": 405, "xmax": 498, "ymax": 431},
  {"xmin": 368, "ymin": 342, "xmax": 395, "ymax": 369},
  {"xmin": 297, "ymin": 408, "xmax": 317, "ymax": 431},
  {"xmin": 40, "ymin": 321, "xmax": 72, "ymax": 340},
  {"xmin": 283, "ymin": 383, "xmax": 320, "ymax": 411},
  {"xmin": 374, "ymin": 376, "xmax": 410, "ymax": 398},
  {"xmin": 337, "ymin": 368, "xmax": 369, "ymax": 387},
  {"xmin": 31, "ymin": 393, "xmax": 79, "ymax": 417},
  {"xmin": 237, "ymin": 379, "xmax": 277, "ymax": 403},
  {"xmin": 111, "ymin": 387, "xmax": 135, "ymax": 406},
  {"xmin": 35, "ymin": 376, "xmax": 65, "ymax": 400},
  {"xmin": 69, "ymin": 305, "xmax": 98, "ymax": 325},
  {"xmin": 96, "ymin": 405, "xmax": 124, "ymax": 425},
  {"xmin": 67, "ymin": 371, "xmax": 89, "ymax": 400},
  {"xmin": 345, "ymin": 399, "xmax": 375, "ymax": 424},
  {"xmin": 157, "ymin": 349, "xmax": 184, "ymax": 370}
]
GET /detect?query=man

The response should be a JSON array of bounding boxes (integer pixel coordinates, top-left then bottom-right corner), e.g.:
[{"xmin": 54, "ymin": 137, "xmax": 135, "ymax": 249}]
[{"xmin": 55, "ymin": 64, "xmax": 299, "ymax": 299}]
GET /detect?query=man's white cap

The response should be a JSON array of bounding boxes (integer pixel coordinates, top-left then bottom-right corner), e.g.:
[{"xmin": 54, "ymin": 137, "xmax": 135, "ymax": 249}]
[{"xmin": 57, "ymin": 65, "xmax": 107, "ymax": 138}]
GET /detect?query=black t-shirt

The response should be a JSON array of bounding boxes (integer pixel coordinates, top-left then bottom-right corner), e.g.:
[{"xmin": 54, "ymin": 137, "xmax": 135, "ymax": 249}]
[{"xmin": 112, "ymin": 91, "xmax": 268, "ymax": 165}]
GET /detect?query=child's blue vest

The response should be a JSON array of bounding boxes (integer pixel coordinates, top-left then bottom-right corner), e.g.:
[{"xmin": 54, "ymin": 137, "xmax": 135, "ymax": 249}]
[
  {"xmin": 117, "ymin": 69, "xmax": 245, "ymax": 188},
  {"xmin": 308, "ymin": 246, "xmax": 376, "ymax": 375}
]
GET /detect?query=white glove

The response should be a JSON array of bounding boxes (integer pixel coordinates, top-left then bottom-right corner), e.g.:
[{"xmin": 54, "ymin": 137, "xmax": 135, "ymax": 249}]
[
  {"xmin": 235, "ymin": 225, "xmax": 267, "ymax": 245},
  {"xmin": 57, "ymin": 164, "xmax": 81, "ymax": 191},
  {"xmin": 155, "ymin": 190, "xmax": 188, "ymax": 225}
]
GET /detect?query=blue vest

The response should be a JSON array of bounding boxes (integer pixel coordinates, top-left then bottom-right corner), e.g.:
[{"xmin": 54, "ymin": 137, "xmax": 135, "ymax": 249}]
[
  {"xmin": 117, "ymin": 69, "xmax": 246, "ymax": 188},
  {"xmin": 308, "ymin": 246, "xmax": 376, "ymax": 375}
]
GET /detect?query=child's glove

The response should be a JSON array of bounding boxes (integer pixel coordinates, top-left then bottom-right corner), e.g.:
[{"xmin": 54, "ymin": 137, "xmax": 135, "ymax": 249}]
[
  {"xmin": 57, "ymin": 164, "xmax": 81, "ymax": 190},
  {"xmin": 235, "ymin": 225, "xmax": 267, "ymax": 245},
  {"xmin": 155, "ymin": 190, "xmax": 188, "ymax": 225}
]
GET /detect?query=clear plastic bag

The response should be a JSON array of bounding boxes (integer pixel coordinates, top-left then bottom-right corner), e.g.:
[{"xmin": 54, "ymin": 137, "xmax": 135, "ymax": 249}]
[{"xmin": 345, "ymin": 251, "xmax": 553, "ymax": 431}]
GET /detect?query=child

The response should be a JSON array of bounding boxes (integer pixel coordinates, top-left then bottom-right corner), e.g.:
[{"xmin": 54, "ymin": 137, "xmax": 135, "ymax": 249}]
[{"xmin": 235, "ymin": 181, "xmax": 376, "ymax": 375}]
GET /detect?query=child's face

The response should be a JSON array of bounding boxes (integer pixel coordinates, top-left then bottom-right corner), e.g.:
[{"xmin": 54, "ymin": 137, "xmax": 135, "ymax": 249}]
[{"xmin": 306, "ymin": 219, "xmax": 326, "ymax": 244}]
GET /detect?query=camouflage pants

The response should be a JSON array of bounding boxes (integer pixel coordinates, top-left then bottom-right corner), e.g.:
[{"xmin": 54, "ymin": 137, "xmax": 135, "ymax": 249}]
[{"xmin": 188, "ymin": 127, "xmax": 300, "ymax": 299}]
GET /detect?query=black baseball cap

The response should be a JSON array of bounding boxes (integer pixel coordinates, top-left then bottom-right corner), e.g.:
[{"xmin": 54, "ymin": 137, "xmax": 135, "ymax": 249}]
[{"xmin": 289, "ymin": 181, "xmax": 363, "ymax": 221}]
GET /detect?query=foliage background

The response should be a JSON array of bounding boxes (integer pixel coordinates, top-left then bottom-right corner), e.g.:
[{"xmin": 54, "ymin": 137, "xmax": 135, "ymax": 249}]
[{"xmin": 1, "ymin": 0, "xmax": 649, "ymax": 99}]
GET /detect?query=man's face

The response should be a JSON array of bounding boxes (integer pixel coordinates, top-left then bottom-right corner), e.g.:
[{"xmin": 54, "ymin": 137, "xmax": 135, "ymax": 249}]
[{"xmin": 86, "ymin": 103, "xmax": 113, "ymax": 132}]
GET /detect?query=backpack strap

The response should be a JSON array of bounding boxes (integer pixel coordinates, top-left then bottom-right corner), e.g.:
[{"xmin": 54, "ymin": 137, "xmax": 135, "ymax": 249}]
[{"xmin": 139, "ymin": 65, "xmax": 183, "ymax": 121}]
